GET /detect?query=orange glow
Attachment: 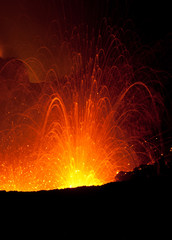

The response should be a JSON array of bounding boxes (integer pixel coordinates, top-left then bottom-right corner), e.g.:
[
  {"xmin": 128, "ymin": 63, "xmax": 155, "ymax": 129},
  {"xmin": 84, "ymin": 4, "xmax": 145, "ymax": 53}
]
[
  {"xmin": 0, "ymin": 73, "xmax": 158, "ymax": 191},
  {"xmin": 0, "ymin": 23, "xmax": 162, "ymax": 192}
]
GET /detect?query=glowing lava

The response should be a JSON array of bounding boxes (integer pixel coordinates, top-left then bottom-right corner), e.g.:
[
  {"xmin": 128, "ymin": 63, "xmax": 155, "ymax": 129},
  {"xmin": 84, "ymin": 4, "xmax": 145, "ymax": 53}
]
[{"xmin": 0, "ymin": 21, "xmax": 162, "ymax": 191}]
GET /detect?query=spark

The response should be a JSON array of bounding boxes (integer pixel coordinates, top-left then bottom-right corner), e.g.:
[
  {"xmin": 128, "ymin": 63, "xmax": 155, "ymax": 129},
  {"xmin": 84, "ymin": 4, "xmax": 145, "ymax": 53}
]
[{"xmin": 0, "ymin": 22, "xmax": 162, "ymax": 191}]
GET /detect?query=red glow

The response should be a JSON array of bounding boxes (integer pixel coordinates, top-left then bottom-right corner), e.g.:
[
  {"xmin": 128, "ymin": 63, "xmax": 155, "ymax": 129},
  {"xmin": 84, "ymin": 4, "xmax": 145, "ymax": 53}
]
[{"xmin": 0, "ymin": 20, "xmax": 162, "ymax": 191}]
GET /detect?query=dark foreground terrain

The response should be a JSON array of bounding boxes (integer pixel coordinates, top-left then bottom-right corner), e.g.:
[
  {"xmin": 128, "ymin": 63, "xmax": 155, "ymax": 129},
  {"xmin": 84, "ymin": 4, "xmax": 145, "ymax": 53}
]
[
  {"xmin": 1, "ymin": 156, "xmax": 171, "ymax": 238},
  {"xmin": 1, "ymin": 155, "xmax": 171, "ymax": 199},
  {"xmin": 1, "ymin": 175, "xmax": 171, "ymax": 203}
]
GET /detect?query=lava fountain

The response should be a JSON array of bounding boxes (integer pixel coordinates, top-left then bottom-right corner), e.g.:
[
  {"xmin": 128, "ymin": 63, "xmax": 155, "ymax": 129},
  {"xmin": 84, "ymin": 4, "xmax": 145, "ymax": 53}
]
[{"xmin": 0, "ymin": 21, "xmax": 163, "ymax": 191}]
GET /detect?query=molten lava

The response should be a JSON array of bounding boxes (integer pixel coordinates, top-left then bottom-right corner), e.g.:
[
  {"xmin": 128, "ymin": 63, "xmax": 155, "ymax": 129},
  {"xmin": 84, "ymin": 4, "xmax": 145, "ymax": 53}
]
[{"xmin": 0, "ymin": 20, "xmax": 162, "ymax": 191}]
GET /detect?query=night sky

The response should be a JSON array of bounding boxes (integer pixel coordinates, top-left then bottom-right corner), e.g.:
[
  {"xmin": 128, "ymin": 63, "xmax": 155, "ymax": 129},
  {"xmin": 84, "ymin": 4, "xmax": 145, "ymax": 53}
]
[
  {"xmin": 0, "ymin": 0, "xmax": 171, "ymax": 73},
  {"xmin": 0, "ymin": 0, "xmax": 171, "ymax": 82}
]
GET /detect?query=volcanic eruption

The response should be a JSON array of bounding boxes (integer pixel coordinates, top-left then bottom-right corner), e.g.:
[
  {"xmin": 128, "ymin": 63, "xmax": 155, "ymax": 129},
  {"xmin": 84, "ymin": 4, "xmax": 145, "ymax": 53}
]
[{"xmin": 0, "ymin": 0, "xmax": 170, "ymax": 191}]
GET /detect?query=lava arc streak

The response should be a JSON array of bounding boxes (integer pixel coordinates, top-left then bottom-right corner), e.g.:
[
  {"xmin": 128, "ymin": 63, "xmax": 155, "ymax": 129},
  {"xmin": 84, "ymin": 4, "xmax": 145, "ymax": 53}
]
[
  {"xmin": 0, "ymin": 23, "xmax": 162, "ymax": 191},
  {"xmin": 35, "ymin": 83, "xmax": 121, "ymax": 189}
]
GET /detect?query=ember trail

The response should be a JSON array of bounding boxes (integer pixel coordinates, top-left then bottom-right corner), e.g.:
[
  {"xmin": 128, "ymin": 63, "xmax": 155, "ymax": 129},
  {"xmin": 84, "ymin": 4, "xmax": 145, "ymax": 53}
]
[{"xmin": 0, "ymin": 22, "xmax": 162, "ymax": 191}]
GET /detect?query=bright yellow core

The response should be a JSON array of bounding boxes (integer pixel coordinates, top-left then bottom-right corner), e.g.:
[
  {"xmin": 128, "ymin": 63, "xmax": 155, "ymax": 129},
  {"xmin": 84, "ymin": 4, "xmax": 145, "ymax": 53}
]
[{"xmin": 61, "ymin": 169, "xmax": 102, "ymax": 189}]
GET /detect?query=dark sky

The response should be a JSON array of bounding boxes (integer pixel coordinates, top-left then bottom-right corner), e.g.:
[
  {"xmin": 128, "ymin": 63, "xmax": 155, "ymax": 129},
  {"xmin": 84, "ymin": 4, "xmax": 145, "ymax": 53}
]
[
  {"xmin": 0, "ymin": 0, "xmax": 171, "ymax": 83},
  {"xmin": 0, "ymin": 0, "xmax": 171, "ymax": 97},
  {"xmin": 0, "ymin": 0, "xmax": 171, "ymax": 45}
]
